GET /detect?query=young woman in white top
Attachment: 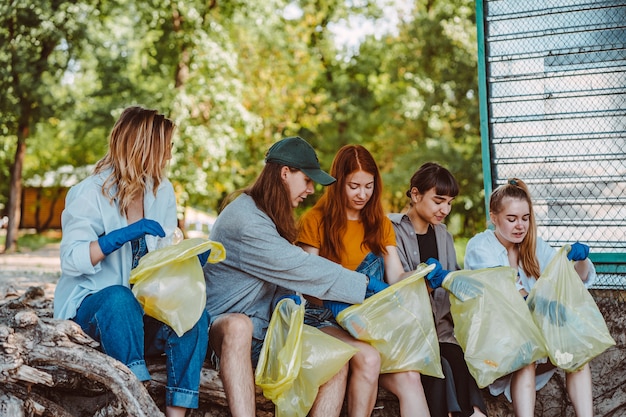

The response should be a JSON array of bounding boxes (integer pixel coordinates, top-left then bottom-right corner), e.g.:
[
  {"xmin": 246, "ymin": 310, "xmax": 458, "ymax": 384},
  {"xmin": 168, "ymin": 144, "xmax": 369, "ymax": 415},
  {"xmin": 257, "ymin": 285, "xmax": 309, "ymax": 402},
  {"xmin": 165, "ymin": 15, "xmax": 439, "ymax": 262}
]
[{"xmin": 464, "ymin": 178, "xmax": 595, "ymax": 417}]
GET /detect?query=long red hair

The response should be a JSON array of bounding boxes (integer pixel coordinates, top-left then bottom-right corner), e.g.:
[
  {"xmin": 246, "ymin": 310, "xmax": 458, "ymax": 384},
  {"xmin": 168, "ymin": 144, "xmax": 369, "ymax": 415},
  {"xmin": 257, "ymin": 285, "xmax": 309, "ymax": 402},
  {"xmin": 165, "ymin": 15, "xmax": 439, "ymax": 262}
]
[{"xmin": 309, "ymin": 144, "xmax": 386, "ymax": 263}]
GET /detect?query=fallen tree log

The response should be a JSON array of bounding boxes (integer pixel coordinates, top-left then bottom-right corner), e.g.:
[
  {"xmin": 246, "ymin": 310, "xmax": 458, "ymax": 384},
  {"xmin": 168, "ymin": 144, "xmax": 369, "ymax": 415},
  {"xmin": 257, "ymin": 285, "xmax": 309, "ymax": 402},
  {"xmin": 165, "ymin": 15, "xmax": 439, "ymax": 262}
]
[{"xmin": 0, "ymin": 287, "xmax": 163, "ymax": 417}]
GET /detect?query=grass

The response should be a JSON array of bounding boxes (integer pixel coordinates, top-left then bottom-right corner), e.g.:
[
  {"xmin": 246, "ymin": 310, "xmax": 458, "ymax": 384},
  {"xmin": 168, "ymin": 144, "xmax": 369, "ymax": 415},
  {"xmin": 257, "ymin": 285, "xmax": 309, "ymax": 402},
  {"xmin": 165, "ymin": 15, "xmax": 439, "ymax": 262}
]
[{"xmin": 454, "ymin": 237, "xmax": 469, "ymax": 269}]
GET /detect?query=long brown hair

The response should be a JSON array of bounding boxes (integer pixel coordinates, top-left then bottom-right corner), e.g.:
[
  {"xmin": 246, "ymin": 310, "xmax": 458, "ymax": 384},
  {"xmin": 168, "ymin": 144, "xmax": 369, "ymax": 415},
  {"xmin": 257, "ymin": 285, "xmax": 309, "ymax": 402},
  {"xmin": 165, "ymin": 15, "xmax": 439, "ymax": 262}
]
[
  {"xmin": 310, "ymin": 144, "xmax": 386, "ymax": 263},
  {"xmin": 94, "ymin": 106, "xmax": 174, "ymax": 216},
  {"xmin": 245, "ymin": 162, "xmax": 298, "ymax": 243},
  {"xmin": 489, "ymin": 178, "xmax": 540, "ymax": 278}
]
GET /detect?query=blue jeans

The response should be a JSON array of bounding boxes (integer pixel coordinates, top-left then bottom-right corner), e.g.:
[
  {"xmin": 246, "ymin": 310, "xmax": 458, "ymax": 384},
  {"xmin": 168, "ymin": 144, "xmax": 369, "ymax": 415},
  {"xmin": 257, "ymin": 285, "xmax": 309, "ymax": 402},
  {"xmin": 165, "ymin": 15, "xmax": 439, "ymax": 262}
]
[
  {"xmin": 305, "ymin": 252, "xmax": 386, "ymax": 326},
  {"xmin": 74, "ymin": 285, "xmax": 209, "ymax": 408},
  {"xmin": 358, "ymin": 252, "xmax": 385, "ymax": 298}
]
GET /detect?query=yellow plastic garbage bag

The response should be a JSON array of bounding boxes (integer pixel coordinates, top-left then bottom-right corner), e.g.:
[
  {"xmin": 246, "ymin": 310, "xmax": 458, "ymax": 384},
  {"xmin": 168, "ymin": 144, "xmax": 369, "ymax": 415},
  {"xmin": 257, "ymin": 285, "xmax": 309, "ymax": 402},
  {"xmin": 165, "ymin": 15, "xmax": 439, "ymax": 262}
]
[
  {"xmin": 129, "ymin": 238, "xmax": 225, "ymax": 336},
  {"xmin": 336, "ymin": 264, "xmax": 443, "ymax": 377},
  {"xmin": 255, "ymin": 298, "xmax": 304, "ymax": 403},
  {"xmin": 255, "ymin": 299, "xmax": 357, "ymax": 417},
  {"xmin": 443, "ymin": 267, "xmax": 548, "ymax": 388},
  {"xmin": 527, "ymin": 246, "xmax": 615, "ymax": 372}
]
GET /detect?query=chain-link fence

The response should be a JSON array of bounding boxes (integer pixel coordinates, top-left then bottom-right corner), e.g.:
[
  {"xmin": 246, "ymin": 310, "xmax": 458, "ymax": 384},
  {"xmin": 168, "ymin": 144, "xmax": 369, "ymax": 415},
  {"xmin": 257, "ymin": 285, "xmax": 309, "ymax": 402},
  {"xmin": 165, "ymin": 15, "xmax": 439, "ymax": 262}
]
[{"xmin": 476, "ymin": 0, "xmax": 626, "ymax": 292}]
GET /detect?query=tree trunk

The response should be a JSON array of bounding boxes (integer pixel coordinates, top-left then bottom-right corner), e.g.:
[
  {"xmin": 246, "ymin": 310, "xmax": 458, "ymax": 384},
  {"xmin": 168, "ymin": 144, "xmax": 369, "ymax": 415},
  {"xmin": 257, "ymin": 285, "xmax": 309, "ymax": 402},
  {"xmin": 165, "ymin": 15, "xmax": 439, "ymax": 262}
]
[
  {"xmin": 4, "ymin": 131, "xmax": 26, "ymax": 253},
  {"xmin": 0, "ymin": 288, "xmax": 164, "ymax": 416}
]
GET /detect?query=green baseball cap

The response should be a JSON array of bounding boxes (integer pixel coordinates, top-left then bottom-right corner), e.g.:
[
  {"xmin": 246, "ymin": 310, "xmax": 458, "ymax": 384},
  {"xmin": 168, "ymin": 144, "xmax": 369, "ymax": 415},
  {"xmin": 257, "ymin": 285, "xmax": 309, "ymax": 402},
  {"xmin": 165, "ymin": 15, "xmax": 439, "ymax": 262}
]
[{"xmin": 265, "ymin": 136, "xmax": 336, "ymax": 186}]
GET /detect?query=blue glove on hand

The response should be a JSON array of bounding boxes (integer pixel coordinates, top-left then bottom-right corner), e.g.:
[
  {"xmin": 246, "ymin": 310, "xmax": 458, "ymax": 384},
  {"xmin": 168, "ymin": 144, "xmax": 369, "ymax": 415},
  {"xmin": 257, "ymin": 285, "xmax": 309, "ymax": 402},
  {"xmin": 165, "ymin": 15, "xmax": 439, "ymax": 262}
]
[
  {"xmin": 323, "ymin": 300, "xmax": 351, "ymax": 318},
  {"xmin": 447, "ymin": 274, "xmax": 484, "ymax": 301},
  {"xmin": 425, "ymin": 258, "xmax": 450, "ymax": 290},
  {"xmin": 98, "ymin": 218, "xmax": 165, "ymax": 256},
  {"xmin": 528, "ymin": 296, "xmax": 567, "ymax": 326},
  {"xmin": 278, "ymin": 294, "xmax": 302, "ymax": 305},
  {"xmin": 197, "ymin": 249, "xmax": 212, "ymax": 267},
  {"xmin": 567, "ymin": 242, "xmax": 589, "ymax": 261},
  {"xmin": 365, "ymin": 275, "xmax": 389, "ymax": 298}
]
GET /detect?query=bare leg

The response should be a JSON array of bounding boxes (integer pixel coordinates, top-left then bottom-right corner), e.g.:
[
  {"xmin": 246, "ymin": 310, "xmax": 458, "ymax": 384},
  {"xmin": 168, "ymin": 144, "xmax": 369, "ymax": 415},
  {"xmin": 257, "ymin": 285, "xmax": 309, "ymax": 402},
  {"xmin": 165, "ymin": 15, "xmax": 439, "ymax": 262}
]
[
  {"xmin": 209, "ymin": 314, "xmax": 255, "ymax": 417},
  {"xmin": 309, "ymin": 363, "xmax": 349, "ymax": 417},
  {"xmin": 321, "ymin": 326, "xmax": 380, "ymax": 417},
  {"xmin": 511, "ymin": 364, "xmax": 535, "ymax": 417},
  {"xmin": 379, "ymin": 371, "xmax": 431, "ymax": 417},
  {"xmin": 566, "ymin": 363, "xmax": 593, "ymax": 417},
  {"xmin": 165, "ymin": 406, "xmax": 187, "ymax": 417},
  {"xmin": 470, "ymin": 405, "xmax": 487, "ymax": 417}
]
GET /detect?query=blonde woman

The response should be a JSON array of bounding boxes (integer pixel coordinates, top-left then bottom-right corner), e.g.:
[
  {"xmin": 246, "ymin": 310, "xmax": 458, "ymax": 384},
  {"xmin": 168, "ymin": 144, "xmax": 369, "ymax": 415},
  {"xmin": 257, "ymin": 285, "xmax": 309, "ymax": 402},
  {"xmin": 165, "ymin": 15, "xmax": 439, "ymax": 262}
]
[
  {"xmin": 55, "ymin": 106, "xmax": 208, "ymax": 417},
  {"xmin": 464, "ymin": 178, "xmax": 595, "ymax": 417}
]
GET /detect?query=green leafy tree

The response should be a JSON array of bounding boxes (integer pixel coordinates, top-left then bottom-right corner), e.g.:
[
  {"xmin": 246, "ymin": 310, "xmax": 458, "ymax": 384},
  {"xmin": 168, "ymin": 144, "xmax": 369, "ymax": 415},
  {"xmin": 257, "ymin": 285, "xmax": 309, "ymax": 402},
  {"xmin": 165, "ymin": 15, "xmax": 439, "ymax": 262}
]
[
  {"xmin": 0, "ymin": 0, "xmax": 97, "ymax": 252},
  {"xmin": 309, "ymin": 0, "xmax": 484, "ymax": 236},
  {"xmin": 1, "ymin": 0, "xmax": 484, "ymax": 243}
]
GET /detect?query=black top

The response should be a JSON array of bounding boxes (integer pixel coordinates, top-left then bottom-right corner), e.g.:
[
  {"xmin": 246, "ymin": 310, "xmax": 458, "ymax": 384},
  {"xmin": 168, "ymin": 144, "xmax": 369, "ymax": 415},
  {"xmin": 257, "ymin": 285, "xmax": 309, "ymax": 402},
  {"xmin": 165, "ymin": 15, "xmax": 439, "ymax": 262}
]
[{"xmin": 417, "ymin": 224, "xmax": 438, "ymax": 262}]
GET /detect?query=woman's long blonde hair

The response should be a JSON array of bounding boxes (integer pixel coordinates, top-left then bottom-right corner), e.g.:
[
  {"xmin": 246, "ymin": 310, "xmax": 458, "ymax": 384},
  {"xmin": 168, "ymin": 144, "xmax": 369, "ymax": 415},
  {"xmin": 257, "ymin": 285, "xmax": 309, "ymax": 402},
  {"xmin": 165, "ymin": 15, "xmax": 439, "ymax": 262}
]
[
  {"xmin": 94, "ymin": 106, "xmax": 175, "ymax": 216},
  {"xmin": 489, "ymin": 178, "xmax": 541, "ymax": 278}
]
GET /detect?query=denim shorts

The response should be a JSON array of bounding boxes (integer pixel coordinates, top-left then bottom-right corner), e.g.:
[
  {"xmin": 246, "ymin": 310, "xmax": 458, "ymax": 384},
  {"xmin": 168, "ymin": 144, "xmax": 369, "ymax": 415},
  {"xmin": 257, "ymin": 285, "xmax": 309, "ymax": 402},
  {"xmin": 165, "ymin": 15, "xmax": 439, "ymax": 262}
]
[
  {"xmin": 304, "ymin": 305, "xmax": 342, "ymax": 330},
  {"xmin": 207, "ymin": 314, "xmax": 265, "ymax": 370},
  {"xmin": 250, "ymin": 337, "xmax": 264, "ymax": 367}
]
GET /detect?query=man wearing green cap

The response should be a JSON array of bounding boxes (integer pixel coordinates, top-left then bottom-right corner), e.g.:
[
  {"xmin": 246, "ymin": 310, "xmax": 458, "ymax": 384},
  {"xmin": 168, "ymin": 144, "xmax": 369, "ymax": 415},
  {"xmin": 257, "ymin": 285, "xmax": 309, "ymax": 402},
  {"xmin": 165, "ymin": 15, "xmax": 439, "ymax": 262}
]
[{"xmin": 203, "ymin": 137, "xmax": 386, "ymax": 417}]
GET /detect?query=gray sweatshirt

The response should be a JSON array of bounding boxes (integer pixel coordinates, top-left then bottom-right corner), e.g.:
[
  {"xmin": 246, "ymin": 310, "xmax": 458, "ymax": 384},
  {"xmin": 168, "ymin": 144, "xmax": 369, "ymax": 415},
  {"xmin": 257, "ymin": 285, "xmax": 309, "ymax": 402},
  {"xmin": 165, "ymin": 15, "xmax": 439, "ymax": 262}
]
[{"xmin": 204, "ymin": 194, "xmax": 367, "ymax": 340}]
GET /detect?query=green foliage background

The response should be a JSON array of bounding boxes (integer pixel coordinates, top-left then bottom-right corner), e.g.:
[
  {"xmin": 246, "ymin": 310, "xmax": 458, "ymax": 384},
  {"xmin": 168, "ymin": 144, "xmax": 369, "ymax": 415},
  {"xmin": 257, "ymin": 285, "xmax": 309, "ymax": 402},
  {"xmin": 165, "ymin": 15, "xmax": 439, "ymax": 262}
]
[{"xmin": 1, "ymin": 0, "xmax": 486, "ymax": 239}]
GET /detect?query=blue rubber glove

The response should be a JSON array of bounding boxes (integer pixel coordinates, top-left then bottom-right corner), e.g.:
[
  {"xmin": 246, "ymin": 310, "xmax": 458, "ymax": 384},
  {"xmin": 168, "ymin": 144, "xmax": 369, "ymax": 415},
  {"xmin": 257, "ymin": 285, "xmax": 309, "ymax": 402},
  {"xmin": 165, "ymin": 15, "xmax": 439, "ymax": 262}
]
[
  {"xmin": 425, "ymin": 258, "xmax": 450, "ymax": 290},
  {"xmin": 528, "ymin": 295, "xmax": 567, "ymax": 326},
  {"xmin": 447, "ymin": 274, "xmax": 484, "ymax": 301},
  {"xmin": 197, "ymin": 249, "xmax": 212, "ymax": 267},
  {"xmin": 278, "ymin": 294, "xmax": 302, "ymax": 305},
  {"xmin": 567, "ymin": 242, "xmax": 589, "ymax": 261},
  {"xmin": 323, "ymin": 299, "xmax": 351, "ymax": 318},
  {"xmin": 365, "ymin": 275, "xmax": 389, "ymax": 298},
  {"xmin": 98, "ymin": 218, "xmax": 165, "ymax": 256}
]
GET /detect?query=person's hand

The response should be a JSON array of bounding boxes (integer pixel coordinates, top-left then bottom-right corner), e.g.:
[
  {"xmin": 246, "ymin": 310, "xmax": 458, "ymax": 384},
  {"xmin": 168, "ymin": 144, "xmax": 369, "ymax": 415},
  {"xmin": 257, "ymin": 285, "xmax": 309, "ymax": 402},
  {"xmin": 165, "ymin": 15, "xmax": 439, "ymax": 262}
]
[
  {"xmin": 323, "ymin": 300, "xmax": 351, "ymax": 318},
  {"xmin": 365, "ymin": 276, "xmax": 389, "ymax": 298},
  {"xmin": 278, "ymin": 294, "xmax": 302, "ymax": 305},
  {"xmin": 98, "ymin": 219, "xmax": 165, "ymax": 256},
  {"xmin": 197, "ymin": 249, "xmax": 212, "ymax": 267},
  {"xmin": 567, "ymin": 242, "xmax": 589, "ymax": 261},
  {"xmin": 425, "ymin": 258, "xmax": 450, "ymax": 290},
  {"xmin": 447, "ymin": 274, "xmax": 484, "ymax": 301},
  {"xmin": 528, "ymin": 295, "xmax": 567, "ymax": 326}
]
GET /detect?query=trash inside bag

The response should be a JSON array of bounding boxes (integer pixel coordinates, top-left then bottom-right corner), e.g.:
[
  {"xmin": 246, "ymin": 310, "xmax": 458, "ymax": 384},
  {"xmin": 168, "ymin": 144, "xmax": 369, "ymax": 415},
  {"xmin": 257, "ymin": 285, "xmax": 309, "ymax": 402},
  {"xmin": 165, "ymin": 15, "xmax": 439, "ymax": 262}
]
[
  {"xmin": 443, "ymin": 267, "xmax": 548, "ymax": 388},
  {"xmin": 527, "ymin": 246, "xmax": 615, "ymax": 372},
  {"xmin": 130, "ymin": 238, "xmax": 225, "ymax": 336},
  {"xmin": 255, "ymin": 299, "xmax": 356, "ymax": 417},
  {"xmin": 336, "ymin": 264, "xmax": 443, "ymax": 377}
]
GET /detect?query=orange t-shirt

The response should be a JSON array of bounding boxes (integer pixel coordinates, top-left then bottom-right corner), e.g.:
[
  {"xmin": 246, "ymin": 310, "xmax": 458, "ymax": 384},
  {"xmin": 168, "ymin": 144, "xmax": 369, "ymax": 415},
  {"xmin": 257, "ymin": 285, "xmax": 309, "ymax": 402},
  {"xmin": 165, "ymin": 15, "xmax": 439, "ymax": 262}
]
[{"xmin": 298, "ymin": 207, "xmax": 396, "ymax": 271}]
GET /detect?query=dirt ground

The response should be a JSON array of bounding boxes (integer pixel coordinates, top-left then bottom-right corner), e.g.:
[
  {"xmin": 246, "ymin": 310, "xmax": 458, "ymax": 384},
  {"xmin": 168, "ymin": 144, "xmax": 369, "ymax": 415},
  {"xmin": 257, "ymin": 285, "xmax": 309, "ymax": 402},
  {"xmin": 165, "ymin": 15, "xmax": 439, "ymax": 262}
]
[{"xmin": 0, "ymin": 242, "xmax": 60, "ymax": 301}]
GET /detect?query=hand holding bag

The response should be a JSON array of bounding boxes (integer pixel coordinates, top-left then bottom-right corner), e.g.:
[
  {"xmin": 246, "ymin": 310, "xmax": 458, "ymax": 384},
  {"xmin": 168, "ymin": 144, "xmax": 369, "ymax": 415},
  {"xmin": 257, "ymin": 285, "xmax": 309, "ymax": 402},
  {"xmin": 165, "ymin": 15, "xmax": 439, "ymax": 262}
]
[
  {"xmin": 527, "ymin": 245, "xmax": 615, "ymax": 372},
  {"xmin": 129, "ymin": 237, "xmax": 225, "ymax": 336}
]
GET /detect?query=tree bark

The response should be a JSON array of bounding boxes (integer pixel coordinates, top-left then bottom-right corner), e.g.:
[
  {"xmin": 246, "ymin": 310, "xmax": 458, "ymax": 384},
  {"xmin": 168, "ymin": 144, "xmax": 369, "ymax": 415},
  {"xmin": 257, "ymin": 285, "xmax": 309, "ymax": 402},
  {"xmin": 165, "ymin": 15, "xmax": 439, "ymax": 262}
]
[
  {"xmin": 4, "ymin": 132, "xmax": 26, "ymax": 253},
  {"xmin": 0, "ymin": 290, "xmax": 164, "ymax": 417}
]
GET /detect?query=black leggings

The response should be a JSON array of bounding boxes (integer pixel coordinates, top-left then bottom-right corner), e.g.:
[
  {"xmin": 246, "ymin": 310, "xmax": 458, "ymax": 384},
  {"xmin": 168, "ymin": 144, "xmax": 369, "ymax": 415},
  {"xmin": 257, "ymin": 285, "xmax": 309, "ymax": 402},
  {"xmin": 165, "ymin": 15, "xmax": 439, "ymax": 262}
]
[{"xmin": 422, "ymin": 343, "xmax": 488, "ymax": 417}]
